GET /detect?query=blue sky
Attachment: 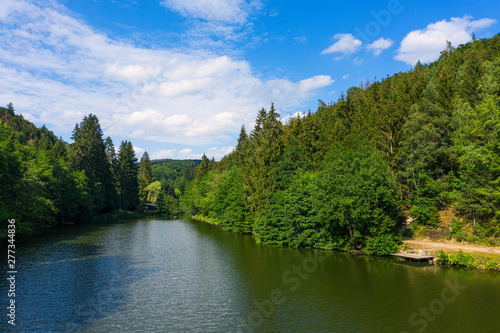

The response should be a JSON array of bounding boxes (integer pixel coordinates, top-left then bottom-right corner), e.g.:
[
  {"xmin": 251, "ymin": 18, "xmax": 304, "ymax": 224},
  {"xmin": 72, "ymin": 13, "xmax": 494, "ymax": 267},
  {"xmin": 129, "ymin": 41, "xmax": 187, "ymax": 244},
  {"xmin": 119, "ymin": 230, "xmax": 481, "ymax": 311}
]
[{"xmin": 0, "ymin": 0, "xmax": 498, "ymax": 160}]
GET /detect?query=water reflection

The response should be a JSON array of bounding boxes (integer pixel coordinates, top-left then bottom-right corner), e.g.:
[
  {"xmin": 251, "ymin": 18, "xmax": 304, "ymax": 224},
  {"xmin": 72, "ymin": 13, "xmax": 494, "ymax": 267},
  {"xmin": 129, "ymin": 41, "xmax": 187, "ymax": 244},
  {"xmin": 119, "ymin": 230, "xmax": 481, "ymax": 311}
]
[{"xmin": 1, "ymin": 219, "xmax": 499, "ymax": 332}]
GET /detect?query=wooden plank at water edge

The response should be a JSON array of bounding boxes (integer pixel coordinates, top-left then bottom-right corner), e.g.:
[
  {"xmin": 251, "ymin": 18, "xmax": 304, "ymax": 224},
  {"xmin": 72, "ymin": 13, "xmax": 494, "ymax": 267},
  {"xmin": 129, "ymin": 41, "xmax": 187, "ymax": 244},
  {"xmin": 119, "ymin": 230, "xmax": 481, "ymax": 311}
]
[{"xmin": 390, "ymin": 253, "xmax": 435, "ymax": 261}]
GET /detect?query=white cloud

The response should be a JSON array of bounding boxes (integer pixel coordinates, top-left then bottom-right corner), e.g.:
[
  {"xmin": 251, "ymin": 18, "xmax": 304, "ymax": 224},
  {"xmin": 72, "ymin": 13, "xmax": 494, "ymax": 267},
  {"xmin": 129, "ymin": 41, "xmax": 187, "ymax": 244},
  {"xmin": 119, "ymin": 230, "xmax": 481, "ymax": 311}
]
[
  {"xmin": 160, "ymin": 0, "xmax": 262, "ymax": 24},
  {"xmin": 294, "ymin": 36, "xmax": 307, "ymax": 43},
  {"xmin": 342, "ymin": 74, "xmax": 350, "ymax": 80},
  {"xmin": 250, "ymin": 75, "xmax": 333, "ymax": 110},
  {"xmin": 0, "ymin": 0, "xmax": 333, "ymax": 147},
  {"xmin": 281, "ymin": 111, "xmax": 304, "ymax": 125},
  {"xmin": 106, "ymin": 63, "xmax": 162, "ymax": 85},
  {"xmin": 133, "ymin": 146, "xmax": 145, "ymax": 157},
  {"xmin": 151, "ymin": 146, "xmax": 233, "ymax": 160},
  {"xmin": 396, "ymin": 16, "xmax": 496, "ymax": 65},
  {"xmin": 299, "ymin": 75, "xmax": 334, "ymax": 92},
  {"xmin": 207, "ymin": 146, "xmax": 235, "ymax": 159},
  {"xmin": 151, "ymin": 149, "xmax": 177, "ymax": 159},
  {"xmin": 178, "ymin": 148, "xmax": 202, "ymax": 159},
  {"xmin": 366, "ymin": 37, "xmax": 393, "ymax": 56},
  {"xmin": 321, "ymin": 33, "xmax": 362, "ymax": 56}
]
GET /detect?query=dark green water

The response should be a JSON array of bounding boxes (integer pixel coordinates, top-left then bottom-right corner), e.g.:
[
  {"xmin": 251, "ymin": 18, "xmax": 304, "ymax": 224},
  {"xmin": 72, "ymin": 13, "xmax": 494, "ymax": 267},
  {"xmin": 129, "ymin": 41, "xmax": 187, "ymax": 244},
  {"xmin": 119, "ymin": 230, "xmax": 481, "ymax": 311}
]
[{"xmin": 1, "ymin": 218, "xmax": 500, "ymax": 332}]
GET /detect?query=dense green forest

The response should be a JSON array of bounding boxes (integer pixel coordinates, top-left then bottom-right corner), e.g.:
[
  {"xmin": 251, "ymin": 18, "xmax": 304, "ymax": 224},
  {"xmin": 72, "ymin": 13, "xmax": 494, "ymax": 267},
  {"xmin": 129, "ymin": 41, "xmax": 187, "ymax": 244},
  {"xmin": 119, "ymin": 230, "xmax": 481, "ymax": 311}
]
[
  {"xmin": 141, "ymin": 158, "xmax": 200, "ymax": 217},
  {"xmin": 0, "ymin": 107, "xmax": 202, "ymax": 237},
  {"xmin": 2, "ymin": 35, "xmax": 500, "ymax": 254},
  {"xmin": 184, "ymin": 35, "xmax": 500, "ymax": 254},
  {"xmin": 0, "ymin": 109, "xmax": 142, "ymax": 237}
]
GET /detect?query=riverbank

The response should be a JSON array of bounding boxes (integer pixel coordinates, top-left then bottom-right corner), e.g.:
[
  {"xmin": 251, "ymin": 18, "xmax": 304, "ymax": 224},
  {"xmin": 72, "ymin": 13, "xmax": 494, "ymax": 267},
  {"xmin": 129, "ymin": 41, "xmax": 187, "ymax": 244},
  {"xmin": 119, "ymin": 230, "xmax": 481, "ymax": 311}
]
[
  {"xmin": 191, "ymin": 215, "xmax": 221, "ymax": 226},
  {"xmin": 0, "ymin": 210, "xmax": 150, "ymax": 243},
  {"xmin": 402, "ymin": 240, "xmax": 500, "ymax": 271},
  {"xmin": 191, "ymin": 215, "xmax": 500, "ymax": 272}
]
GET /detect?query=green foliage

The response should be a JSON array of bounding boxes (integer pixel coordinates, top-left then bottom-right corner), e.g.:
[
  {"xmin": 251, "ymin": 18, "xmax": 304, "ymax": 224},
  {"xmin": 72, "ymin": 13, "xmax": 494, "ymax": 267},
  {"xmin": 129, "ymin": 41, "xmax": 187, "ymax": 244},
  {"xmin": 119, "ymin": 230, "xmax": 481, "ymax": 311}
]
[
  {"xmin": 364, "ymin": 234, "xmax": 400, "ymax": 256},
  {"xmin": 449, "ymin": 250, "xmax": 476, "ymax": 268},
  {"xmin": 449, "ymin": 218, "xmax": 469, "ymax": 242},
  {"xmin": 436, "ymin": 250, "xmax": 450, "ymax": 263},
  {"xmin": 138, "ymin": 151, "xmax": 154, "ymax": 201},
  {"xmin": 317, "ymin": 142, "xmax": 401, "ymax": 247},
  {"xmin": 69, "ymin": 114, "xmax": 118, "ymax": 213},
  {"xmin": 151, "ymin": 159, "xmax": 198, "ymax": 195},
  {"xmin": 144, "ymin": 181, "xmax": 162, "ymax": 204},
  {"xmin": 0, "ymin": 118, "xmax": 96, "ymax": 236},
  {"xmin": 0, "ymin": 108, "xmax": 144, "ymax": 237},
  {"xmin": 486, "ymin": 260, "xmax": 499, "ymax": 271},
  {"xmin": 254, "ymin": 171, "xmax": 324, "ymax": 247},
  {"xmin": 1, "ymin": 104, "xmax": 60, "ymax": 151},
  {"xmin": 179, "ymin": 35, "xmax": 500, "ymax": 253},
  {"xmin": 7, "ymin": 34, "xmax": 500, "ymax": 252},
  {"xmin": 242, "ymin": 104, "xmax": 284, "ymax": 219},
  {"xmin": 117, "ymin": 140, "xmax": 139, "ymax": 211}
]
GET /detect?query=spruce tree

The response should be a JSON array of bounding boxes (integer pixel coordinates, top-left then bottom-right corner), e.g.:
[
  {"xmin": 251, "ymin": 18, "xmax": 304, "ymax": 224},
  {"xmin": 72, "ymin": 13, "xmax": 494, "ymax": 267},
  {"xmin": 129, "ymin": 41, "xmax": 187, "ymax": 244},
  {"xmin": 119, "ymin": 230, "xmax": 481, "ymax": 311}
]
[
  {"xmin": 235, "ymin": 125, "xmax": 248, "ymax": 165},
  {"xmin": 198, "ymin": 154, "xmax": 209, "ymax": 180},
  {"xmin": 69, "ymin": 114, "xmax": 117, "ymax": 213},
  {"xmin": 117, "ymin": 140, "xmax": 139, "ymax": 210},
  {"xmin": 138, "ymin": 151, "xmax": 154, "ymax": 202}
]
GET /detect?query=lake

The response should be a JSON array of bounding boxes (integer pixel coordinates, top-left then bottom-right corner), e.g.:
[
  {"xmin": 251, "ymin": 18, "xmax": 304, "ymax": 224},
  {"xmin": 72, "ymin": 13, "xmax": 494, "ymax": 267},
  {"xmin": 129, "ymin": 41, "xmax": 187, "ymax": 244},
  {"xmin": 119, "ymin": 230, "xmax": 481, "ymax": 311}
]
[{"xmin": 1, "ymin": 218, "xmax": 500, "ymax": 332}]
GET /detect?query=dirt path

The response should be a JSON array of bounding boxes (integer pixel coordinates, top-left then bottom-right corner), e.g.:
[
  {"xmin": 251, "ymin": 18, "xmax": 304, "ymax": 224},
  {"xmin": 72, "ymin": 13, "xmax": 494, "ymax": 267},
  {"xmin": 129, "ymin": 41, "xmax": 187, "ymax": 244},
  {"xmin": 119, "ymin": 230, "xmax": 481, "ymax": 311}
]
[{"xmin": 403, "ymin": 240, "xmax": 500, "ymax": 254}]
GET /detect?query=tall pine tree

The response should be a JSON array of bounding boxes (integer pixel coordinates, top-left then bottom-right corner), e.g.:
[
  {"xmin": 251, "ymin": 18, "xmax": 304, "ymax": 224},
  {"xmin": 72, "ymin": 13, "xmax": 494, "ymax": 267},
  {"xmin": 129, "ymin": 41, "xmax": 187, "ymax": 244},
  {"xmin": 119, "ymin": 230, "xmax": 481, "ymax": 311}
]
[
  {"xmin": 69, "ymin": 114, "xmax": 117, "ymax": 213},
  {"xmin": 117, "ymin": 140, "xmax": 139, "ymax": 210},
  {"xmin": 138, "ymin": 151, "xmax": 154, "ymax": 202}
]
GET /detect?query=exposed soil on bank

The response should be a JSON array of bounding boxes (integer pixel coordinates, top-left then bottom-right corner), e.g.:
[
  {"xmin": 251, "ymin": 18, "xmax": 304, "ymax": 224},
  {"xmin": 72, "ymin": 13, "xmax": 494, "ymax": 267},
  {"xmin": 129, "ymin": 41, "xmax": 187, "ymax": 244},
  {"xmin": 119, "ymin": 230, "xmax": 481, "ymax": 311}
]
[{"xmin": 404, "ymin": 240, "xmax": 500, "ymax": 254}]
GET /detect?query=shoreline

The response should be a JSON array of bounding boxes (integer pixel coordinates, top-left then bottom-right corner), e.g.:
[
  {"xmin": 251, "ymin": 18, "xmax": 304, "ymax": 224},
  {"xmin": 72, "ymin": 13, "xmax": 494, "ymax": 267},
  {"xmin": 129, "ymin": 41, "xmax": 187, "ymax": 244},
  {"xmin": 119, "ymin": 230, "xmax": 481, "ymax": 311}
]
[{"xmin": 191, "ymin": 214, "xmax": 500, "ymax": 272}]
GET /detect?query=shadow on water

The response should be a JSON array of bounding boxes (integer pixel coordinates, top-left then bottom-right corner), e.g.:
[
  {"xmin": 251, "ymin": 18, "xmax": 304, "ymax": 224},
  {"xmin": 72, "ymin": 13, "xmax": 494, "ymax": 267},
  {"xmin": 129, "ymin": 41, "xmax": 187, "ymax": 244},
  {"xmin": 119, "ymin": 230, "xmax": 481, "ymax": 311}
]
[
  {"xmin": 2, "ymin": 218, "xmax": 500, "ymax": 332},
  {"xmin": 0, "ymin": 221, "xmax": 157, "ymax": 333}
]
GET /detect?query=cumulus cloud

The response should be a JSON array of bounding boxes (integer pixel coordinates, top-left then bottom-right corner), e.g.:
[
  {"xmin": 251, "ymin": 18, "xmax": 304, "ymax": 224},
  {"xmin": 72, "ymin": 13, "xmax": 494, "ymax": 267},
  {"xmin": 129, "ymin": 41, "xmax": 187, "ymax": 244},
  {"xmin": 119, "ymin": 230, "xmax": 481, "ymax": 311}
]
[
  {"xmin": 281, "ymin": 111, "xmax": 304, "ymax": 125},
  {"xmin": 151, "ymin": 149, "xmax": 177, "ymax": 159},
  {"xmin": 366, "ymin": 37, "xmax": 393, "ymax": 56},
  {"xmin": 0, "ymin": 0, "xmax": 333, "ymax": 148},
  {"xmin": 133, "ymin": 146, "xmax": 145, "ymax": 157},
  {"xmin": 321, "ymin": 33, "xmax": 362, "ymax": 57},
  {"xmin": 160, "ymin": 0, "xmax": 262, "ymax": 24},
  {"xmin": 299, "ymin": 75, "xmax": 334, "ymax": 92},
  {"xmin": 207, "ymin": 146, "xmax": 235, "ymax": 159},
  {"xmin": 395, "ymin": 16, "xmax": 496, "ymax": 65},
  {"xmin": 151, "ymin": 147, "xmax": 230, "ymax": 160}
]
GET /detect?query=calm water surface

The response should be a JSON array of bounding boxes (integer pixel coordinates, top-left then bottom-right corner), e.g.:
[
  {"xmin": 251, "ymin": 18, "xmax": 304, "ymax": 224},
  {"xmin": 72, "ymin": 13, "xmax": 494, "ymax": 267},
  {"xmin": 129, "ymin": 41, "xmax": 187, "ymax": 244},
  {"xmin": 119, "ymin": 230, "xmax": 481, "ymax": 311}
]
[{"xmin": 1, "ymin": 218, "xmax": 500, "ymax": 332}]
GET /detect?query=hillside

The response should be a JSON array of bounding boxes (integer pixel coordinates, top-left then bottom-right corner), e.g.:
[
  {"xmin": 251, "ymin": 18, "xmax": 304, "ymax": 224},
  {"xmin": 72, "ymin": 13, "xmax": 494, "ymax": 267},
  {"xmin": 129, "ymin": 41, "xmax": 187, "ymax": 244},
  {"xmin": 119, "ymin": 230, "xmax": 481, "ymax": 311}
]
[{"xmin": 184, "ymin": 35, "xmax": 500, "ymax": 253}]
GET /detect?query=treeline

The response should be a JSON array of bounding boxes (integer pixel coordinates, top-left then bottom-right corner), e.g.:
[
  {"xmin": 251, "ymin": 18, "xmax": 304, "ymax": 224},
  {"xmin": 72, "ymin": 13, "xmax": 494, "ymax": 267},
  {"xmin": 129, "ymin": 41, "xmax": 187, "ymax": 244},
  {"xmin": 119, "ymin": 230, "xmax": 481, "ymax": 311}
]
[
  {"xmin": 138, "ymin": 156, "xmax": 199, "ymax": 217},
  {"xmin": 0, "ymin": 109, "xmax": 141, "ymax": 237},
  {"xmin": 185, "ymin": 35, "xmax": 500, "ymax": 253}
]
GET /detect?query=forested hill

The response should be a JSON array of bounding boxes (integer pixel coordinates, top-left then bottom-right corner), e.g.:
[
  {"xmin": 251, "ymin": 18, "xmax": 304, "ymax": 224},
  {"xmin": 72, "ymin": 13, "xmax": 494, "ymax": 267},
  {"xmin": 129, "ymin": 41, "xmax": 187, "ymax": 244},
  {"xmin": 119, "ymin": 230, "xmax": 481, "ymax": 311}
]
[
  {"xmin": 0, "ymin": 108, "xmax": 141, "ymax": 237},
  {"xmin": 186, "ymin": 34, "xmax": 500, "ymax": 253}
]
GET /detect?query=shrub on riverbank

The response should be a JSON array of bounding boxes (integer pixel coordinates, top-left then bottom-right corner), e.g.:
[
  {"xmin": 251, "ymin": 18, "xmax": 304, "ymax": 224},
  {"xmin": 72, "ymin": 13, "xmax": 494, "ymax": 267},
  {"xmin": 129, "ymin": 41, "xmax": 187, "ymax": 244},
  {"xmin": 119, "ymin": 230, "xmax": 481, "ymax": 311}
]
[
  {"xmin": 364, "ymin": 234, "xmax": 400, "ymax": 256},
  {"xmin": 436, "ymin": 249, "xmax": 476, "ymax": 268},
  {"xmin": 449, "ymin": 250, "xmax": 476, "ymax": 268},
  {"xmin": 486, "ymin": 260, "xmax": 499, "ymax": 271}
]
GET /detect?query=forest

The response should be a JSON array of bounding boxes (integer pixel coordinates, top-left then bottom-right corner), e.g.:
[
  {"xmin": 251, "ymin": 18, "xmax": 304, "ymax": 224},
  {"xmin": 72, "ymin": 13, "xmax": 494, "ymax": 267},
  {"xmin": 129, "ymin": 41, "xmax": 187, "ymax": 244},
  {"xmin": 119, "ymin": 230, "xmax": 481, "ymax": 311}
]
[
  {"xmin": 0, "ymin": 109, "xmax": 143, "ymax": 236},
  {"xmin": 184, "ymin": 35, "xmax": 500, "ymax": 254},
  {"xmin": 2, "ymin": 35, "xmax": 500, "ymax": 255},
  {"xmin": 0, "ymin": 106, "xmax": 200, "ymax": 238}
]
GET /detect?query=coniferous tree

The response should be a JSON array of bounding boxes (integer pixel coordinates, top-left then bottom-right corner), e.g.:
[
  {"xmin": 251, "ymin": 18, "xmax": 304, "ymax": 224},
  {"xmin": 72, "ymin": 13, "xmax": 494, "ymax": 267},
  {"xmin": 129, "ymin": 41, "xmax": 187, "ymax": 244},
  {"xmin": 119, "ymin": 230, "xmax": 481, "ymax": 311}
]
[
  {"xmin": 104, "ymin": 137, "xmax": 117, "ymax": 168},
  {"xmin": 399, "ymin": 82, "xmax": 452, "ymax": 224},
  {"xmin": 235, "ymin": 125, "xmax": 248, "ymax": 165},
  {"xmin": 117, "ymin": 140, "xmax": 139, "ymax": 210},
  {"xmin": 242, "ymin": 104, "xmax": 284, "ymax": 219},
  {"xmin": 138, "ymin": 151, "xmax": 154, "ymax": 201},
  {"xmin": 197, "ymin": 154, "xmax": 209, "ymax": 181},
  {"xmin": 208, "ymin": 157, "xmax": 216, "ymax": 171},
  {"xmin": 69, "ymin": 114, "xmax": 117, "ymax": 213}
]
